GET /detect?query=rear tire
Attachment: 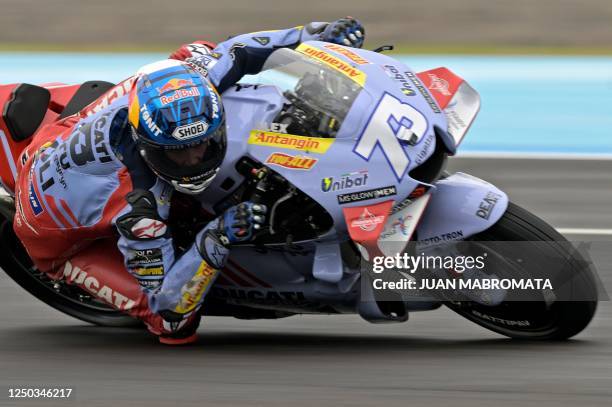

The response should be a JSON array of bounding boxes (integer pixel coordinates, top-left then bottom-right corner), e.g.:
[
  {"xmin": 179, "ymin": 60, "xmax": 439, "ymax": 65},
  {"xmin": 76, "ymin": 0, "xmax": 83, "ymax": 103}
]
[
  {"xmin": 446, "ymin": 202, "xmax": 597, "ymax": 340},
  {"xmin": 0, "ymin": 196, "xmax": 139, "ymax": 327}
]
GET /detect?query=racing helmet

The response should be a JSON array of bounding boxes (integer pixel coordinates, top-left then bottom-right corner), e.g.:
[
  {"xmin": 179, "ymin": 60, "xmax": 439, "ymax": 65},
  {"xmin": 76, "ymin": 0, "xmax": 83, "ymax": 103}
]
[{"xmin": 128, "ymin": 60, "xmax": 226, "ymax": 194}]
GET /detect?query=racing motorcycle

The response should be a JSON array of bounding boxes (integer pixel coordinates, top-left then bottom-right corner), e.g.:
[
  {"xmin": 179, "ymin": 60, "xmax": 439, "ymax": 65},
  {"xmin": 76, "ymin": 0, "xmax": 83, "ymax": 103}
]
[{"xmin": 0, "ymin": 41, "xmax": 598, "ymax": 340}]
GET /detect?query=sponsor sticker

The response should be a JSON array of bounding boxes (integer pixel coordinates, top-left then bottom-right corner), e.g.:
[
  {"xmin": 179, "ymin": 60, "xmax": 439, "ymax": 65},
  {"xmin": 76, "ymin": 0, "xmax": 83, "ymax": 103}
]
[
  {"xmin": 321, "ymin": 170, "xmax": 368, "ymax": 192},
  {"xmin": 379, "ymin": 214, "xmax": 411, "ymax": 239},
  {"xmin": 417, "ymin": 230, "xmax": 465, "ymax": 247},
  {"xmin": 175, "ymin": 262, "xmax": 218, "ymax": 313},
  {"xmin": 323, "ymin": 43, "xmax": 370, "ymax": 65},
  {"xmin": 427, "ymin": 73, "xmax": 451, "ymax": 96},
  {"xmin": 265, "ymin": 153, "xmax": 318, "ymax": 170},
  {"xmin": 127, "ymin": 248, "xmax": 163, "ymax": 266},
  {"xmin": 28, "ymin": 183, "xmax": 43, "ymax": 216},
  {"xmin": 258, "ymin": 122, "xmax": 289, "ymax": 133},
  {"xmin": 157, "ymin": 78, "xmax": 195, "ymax": 94},
  {"xmin": 185, "ymin": 61, "xmax": 209, "ymax": 77},
  {"xmin": 406, "ymin": 71, "xmax": 441, "ymax": 113},
  {"xmin": 139, "ymin": 105, "xmax": 163, "ymax": 137},
  {"xmin": 476, "ymin": 191, "xmax": 502, "ymax": 220},
  {"xmin": 160, "ymin": 87, "xmax": 201, "ymax": 105},
  {"xmin": 337, "ymin": 185, "xmax": 397, "ymax": 204},
  {"xmin": 351, "ymin": 208, "xmax": 386, "ymax": 232},
  {"xmin": 342, "ymin": 200, "xmax": 394, "ymax": 244},
  {"xmin": 249, "ymin": 130, "xmax": 334, "ymax": 153},
  {"xmin": 172, "ymin": 121, "xmax": 209, "ymax": 140},
  {"xmin": 382, "ymin": 65, "xmax": 416, "ymax": 96},
  {"xmin": 296, "ymin": 44, "xmax": 367, "ymax": 86},
  {"xmin": 416, "ymin": 68, "xmax": 463, "ymax": 110},
  {"xmin": 131, "ymin": 218, "xmax": 167, "ymax": 239},
  {"xmin": 133, "ymin": 266, "xmax": 164, "ymax": 277}
]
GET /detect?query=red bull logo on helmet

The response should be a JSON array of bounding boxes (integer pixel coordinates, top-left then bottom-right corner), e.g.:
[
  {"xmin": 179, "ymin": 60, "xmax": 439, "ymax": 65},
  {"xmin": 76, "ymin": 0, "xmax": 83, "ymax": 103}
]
[{"xmin": 158, "ymin": 78, "xmax": 201, "ymax": 105}]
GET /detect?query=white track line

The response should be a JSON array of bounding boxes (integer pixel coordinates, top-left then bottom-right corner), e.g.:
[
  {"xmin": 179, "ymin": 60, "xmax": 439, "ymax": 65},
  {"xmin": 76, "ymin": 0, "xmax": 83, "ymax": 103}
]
[
  {"xmin": 556, "ymin": 228, "xmax": 612, "ymax": 236},
  {"xmin": 457, "ymin": 152, "xmax": 612, "ymax": 160}
]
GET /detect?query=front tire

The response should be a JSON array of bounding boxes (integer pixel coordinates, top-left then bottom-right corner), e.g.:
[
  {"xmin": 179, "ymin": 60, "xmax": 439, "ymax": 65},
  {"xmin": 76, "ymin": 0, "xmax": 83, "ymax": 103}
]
[{"xmin": 446, "ymin": 202, "xmax": 598, "ymax": 340}]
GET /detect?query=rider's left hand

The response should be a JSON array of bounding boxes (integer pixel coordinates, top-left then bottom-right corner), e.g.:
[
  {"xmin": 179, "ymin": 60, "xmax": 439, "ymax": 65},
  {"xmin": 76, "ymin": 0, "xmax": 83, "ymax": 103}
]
[{"xmin": 321, "ymin": 17, "xmax": 365, "ymax": 48}]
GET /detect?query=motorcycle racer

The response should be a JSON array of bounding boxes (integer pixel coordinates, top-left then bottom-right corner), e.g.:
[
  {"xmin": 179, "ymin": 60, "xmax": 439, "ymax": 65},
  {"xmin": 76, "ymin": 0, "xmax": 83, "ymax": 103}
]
[{"xmin": 12, "ymin": 18, "xmax": 365, "ymax": 345}]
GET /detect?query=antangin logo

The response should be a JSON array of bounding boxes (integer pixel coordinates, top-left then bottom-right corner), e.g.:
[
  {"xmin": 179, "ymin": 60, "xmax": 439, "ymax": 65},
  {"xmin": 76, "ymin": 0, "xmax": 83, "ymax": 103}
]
[
  {"xmin": 296, "ymin": 44, "xmax": 367, "ymax": 86},
  {"xmin": 249, "ymin": 130, "xmax": 334, "ymax": 153}
]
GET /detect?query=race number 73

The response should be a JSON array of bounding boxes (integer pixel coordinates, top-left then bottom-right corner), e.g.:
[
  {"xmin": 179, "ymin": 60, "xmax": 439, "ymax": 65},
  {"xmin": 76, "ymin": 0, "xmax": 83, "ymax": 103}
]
[{"xmin": 354, "ymin": 92, "xmax": 428, "ymax": 181}]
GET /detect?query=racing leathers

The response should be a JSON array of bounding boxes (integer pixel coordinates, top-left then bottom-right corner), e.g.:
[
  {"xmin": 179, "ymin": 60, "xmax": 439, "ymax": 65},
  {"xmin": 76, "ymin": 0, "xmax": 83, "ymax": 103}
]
[{"xmin": 13, "ymin": 21, "xmax": 364, "ymax": 338}]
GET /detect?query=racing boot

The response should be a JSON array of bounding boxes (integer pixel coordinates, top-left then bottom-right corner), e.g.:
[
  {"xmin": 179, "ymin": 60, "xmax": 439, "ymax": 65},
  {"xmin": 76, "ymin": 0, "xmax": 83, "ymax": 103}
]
[{"xmin": 158, "ymin": 313, "xmax": 201, "ymax": 346}]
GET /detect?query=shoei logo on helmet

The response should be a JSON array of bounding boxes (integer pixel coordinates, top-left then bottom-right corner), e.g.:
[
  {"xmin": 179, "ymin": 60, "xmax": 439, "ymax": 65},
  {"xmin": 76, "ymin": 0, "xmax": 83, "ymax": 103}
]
[{"xmin": 172, "ymin": 121, "xmax": 210, "ymax": 140}]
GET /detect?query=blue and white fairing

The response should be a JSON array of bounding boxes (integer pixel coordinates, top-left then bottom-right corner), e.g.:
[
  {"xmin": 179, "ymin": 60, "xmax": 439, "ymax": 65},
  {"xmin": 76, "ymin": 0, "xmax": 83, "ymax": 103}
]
[{"xmin": 202, "ymin": 41, "xmax": 507, "ymax": 247}]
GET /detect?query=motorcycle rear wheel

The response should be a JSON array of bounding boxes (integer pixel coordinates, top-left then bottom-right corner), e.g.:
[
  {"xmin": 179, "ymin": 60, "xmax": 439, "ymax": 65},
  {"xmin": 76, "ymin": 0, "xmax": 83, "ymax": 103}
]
[
  {"xmin": 0, "ymin": 196, "xmax": 139, "ymax": 327},
  {"xmin": 446, "ymin": 202, "xmax": 598, "ymax": 340}
]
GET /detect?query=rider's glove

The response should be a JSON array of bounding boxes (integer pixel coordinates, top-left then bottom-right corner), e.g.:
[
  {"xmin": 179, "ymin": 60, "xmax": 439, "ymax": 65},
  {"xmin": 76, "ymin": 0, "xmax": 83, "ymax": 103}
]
[
  {"xmin": 320, "ymin": 17, "xmax": 365, "ymax": 48},
  {"xmin": 168, "ymin": 40, "xmax": 217, "ymax": 61},
  {"xmin": 196, "ymin": 202, "xmax": 267, "ymax": 268},
  {"xmin": 220, "ymin": 202, "xmax": 267, "ymax": 244}
]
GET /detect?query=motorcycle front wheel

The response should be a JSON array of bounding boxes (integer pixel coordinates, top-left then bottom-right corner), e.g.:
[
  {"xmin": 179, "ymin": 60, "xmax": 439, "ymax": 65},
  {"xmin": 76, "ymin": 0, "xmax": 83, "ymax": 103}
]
[{"xmin": 446, "ymin": 202, "xmax": 598, "ymax": 340}]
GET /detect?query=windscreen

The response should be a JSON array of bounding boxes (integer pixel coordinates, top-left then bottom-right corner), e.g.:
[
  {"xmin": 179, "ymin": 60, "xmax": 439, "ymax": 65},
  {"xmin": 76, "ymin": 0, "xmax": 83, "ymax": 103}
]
[{"xmin": 252, "ymin": 48, "xmax": 363, "ymax": 136}]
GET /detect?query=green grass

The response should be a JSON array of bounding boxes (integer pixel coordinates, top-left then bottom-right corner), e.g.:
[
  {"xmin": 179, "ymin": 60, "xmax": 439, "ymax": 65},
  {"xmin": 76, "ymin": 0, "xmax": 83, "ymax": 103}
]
[{"xmin": 1, "ymin": 42, "xmax": 612, "ymax": 55}]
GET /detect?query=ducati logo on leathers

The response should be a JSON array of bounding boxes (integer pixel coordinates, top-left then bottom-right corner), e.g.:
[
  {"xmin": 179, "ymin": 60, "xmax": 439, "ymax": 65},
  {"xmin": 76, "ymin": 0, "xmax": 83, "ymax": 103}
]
[{"xmin": 63, "ymin": 261, "xmax": 136, "ymax": 310}]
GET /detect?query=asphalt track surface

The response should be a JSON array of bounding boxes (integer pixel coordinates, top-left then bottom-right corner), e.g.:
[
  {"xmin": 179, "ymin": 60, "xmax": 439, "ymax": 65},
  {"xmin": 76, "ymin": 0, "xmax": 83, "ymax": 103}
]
[{"xmin": 1, "ymin": 157, "xmax": 611, "ymax": 407}]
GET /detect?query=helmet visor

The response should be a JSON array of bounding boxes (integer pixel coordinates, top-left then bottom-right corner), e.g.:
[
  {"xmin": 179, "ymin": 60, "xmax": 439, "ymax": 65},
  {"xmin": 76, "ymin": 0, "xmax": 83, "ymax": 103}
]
[{"xmin": 137, "ymin": 124, "xmax": 226, "ymax": 187}]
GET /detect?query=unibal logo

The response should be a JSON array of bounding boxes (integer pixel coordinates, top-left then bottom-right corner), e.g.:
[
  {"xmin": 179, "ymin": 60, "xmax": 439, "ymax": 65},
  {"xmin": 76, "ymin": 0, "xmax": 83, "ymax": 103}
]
[
  {"xmin": 321, "ymin": 170, "xmax": 368, "ymax": 192},
  {"xmin": 172, "ymin": 121, "xmax": 209, "ymax": 140}
]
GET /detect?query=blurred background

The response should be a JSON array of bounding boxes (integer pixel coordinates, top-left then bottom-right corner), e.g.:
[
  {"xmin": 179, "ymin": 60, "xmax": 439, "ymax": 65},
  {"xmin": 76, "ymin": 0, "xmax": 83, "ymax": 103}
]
[
  {"xmin": 1, "ymin": 0, "xmax": 612, "ymax": 154},
  {"xmin": 1, "ymin": 0, "xmax": 612, "ymax": 52}
]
